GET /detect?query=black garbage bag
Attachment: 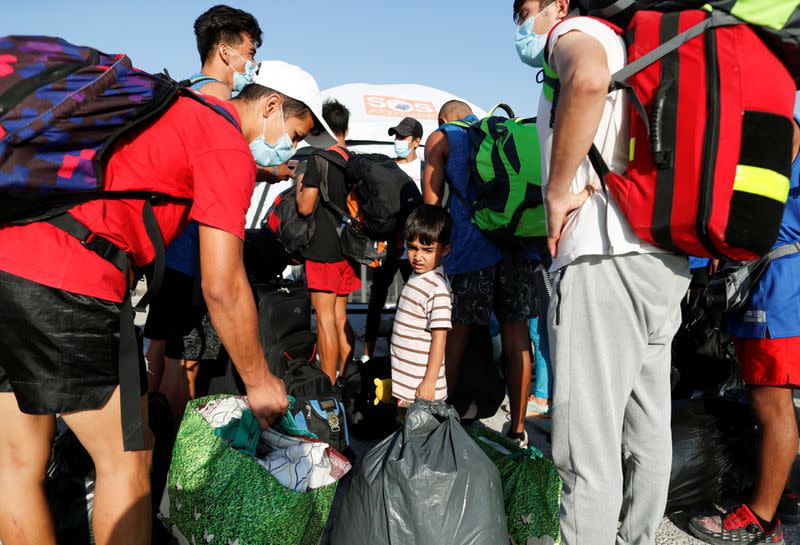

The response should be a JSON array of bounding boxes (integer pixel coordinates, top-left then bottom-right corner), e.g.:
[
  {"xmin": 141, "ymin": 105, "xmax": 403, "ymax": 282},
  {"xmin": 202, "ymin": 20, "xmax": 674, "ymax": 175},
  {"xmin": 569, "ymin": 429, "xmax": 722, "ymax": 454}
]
[
  {"xmin": 329, "ymin": 400, "xmax": 509, "ymax": 545},
  {"xmin": 704, "ymin": 395, "xmax": 758, "ymax": 500},
  {"xmin": 46, "ymin": 393, "xmax": 177, "ymax": 545},
  {"xmin": 448, "ymin": 326, "xmax": 505, "ymax": 422},
  {"xmin": 46, "ymin": 422, "xmax": 95, "ymax": 545},
  {"xmin": 666, "ymin": 398, "xmax": 757, "ymax": 514}
]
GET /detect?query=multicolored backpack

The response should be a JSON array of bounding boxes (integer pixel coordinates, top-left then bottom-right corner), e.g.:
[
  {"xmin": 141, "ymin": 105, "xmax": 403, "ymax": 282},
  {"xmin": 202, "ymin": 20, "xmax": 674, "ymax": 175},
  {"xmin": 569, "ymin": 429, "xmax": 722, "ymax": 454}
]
[
  {"xmin": 445, "ymin": 104, "xmax": 546, "ymax": 250},
  {"xmin": 0, "ymin": 35, "xmax": 239, "ymax": 450},
  {"xmin": 0, "ymin": 35, "xmax": 237, "ymax": 223}
]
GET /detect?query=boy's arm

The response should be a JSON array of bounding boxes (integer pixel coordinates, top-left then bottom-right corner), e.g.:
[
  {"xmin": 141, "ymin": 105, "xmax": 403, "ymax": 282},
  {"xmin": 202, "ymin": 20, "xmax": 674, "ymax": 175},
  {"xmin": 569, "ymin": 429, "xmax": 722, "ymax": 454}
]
[
  {"xmin": 416, "ymin": 328, "xmax": 448, "ymax": 401},
  {"xmin": 545, "ymin": 30, "xmax": 611, "ymax": 257}
]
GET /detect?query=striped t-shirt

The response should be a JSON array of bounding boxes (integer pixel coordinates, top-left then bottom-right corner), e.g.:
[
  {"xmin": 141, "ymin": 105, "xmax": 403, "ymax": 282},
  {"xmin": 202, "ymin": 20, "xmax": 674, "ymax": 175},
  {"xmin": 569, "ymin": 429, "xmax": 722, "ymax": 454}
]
[{"xmin": 391, "ymin": 266, "xmax": 453, "ymax": 402}]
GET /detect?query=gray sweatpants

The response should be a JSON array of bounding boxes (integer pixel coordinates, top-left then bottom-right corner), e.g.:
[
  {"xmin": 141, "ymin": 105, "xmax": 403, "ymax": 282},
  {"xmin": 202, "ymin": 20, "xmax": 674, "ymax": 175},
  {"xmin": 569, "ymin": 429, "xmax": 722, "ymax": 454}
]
[{"xmin": 548, "ymin": 253, "xmax": 690, "ymax": 545}]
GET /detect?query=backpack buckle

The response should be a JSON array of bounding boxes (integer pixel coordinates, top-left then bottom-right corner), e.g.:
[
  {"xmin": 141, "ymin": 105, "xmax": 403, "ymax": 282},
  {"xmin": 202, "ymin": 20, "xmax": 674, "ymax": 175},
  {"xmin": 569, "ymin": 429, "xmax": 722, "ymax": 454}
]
[
  {"xmin": 327, "ymin": 412, "xmax": 341, "ymax": 432},
  {"xmin": 82, "ymin": 234, "xmax": 128, "ymax": 273}
]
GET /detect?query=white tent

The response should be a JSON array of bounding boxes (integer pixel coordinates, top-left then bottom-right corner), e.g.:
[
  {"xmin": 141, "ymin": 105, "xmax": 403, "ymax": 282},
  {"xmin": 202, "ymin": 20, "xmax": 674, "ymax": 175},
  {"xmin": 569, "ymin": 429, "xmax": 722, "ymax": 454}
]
[
  {"xmin": 246, "ymin": 83, "xmax": 487, "ymax": 228},
  {"xmin": 322, "ymin": 82, "xmax": 488, "ymax": 157}
]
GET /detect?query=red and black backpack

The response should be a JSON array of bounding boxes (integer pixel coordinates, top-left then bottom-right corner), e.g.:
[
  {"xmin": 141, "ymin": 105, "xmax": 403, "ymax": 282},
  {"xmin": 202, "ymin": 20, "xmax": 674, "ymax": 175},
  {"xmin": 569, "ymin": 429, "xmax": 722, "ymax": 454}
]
[{"xmin": 544, "ymin": 9, "xmax": 796, "ymax": 260}]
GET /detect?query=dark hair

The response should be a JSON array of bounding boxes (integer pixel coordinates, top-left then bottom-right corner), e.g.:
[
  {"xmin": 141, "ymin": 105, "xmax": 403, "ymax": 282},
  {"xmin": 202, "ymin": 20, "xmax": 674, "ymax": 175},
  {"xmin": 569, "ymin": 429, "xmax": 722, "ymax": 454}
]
[
  {"xmin": 404, "ymin": 205, "xmax": 453, "ymax": 246},
  {"xmin": 194, "ymin": 5, "xmax": 263, "ymax": 64},
  {"xmin": 235, "ymin": 84, "xmax": 326, "ymax": 136},
  {"xmin": 322, "ymin": 99, "xmax": 350, "ymax": 137},
  {"xmin": 513, "ymin": 0, "xmax": 577, "ymax": 24}
]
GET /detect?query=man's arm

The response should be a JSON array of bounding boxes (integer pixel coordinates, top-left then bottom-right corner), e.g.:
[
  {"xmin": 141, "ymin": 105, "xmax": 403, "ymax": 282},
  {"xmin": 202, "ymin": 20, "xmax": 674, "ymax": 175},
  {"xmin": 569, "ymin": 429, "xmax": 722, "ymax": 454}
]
[
  {"xmin": 415, "ymin": 328, "xmax": 447, "ymax": 401},
  {"xmin": 545, "ymin": 30, "xmax": 611, "ymax": 257},
  {"xmin": 256, "ymin": 163, "xmax": 296, "ymax": 183},
  {"xmin": 198, "ymin": 224, "xmax": 288, "ymax": 428},
  {"xmin": 423, "ymin": 131, "xmax": 448, "ymax": 205},
  {"xmin": 296, "ymin": 158, "xmax": 321, "ymax": 216},
  {"xmin": 295, "ymin": 177, "xmax": 318, "ymax": 216}
]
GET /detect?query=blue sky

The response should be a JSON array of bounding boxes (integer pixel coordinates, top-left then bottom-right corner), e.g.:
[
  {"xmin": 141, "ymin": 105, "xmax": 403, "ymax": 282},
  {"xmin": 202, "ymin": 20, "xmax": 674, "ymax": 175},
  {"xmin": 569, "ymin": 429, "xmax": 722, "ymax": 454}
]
[{"xmin": 1, "ymin": 0, "xmax": 544, "ymax": 117}]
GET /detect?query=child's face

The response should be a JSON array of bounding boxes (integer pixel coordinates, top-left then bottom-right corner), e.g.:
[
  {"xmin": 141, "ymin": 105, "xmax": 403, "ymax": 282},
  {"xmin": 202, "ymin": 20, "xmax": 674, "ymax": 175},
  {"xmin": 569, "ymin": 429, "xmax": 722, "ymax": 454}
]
[{"xmin": 406, "ymin": 237, "xmax": 450, "ymax": 274}]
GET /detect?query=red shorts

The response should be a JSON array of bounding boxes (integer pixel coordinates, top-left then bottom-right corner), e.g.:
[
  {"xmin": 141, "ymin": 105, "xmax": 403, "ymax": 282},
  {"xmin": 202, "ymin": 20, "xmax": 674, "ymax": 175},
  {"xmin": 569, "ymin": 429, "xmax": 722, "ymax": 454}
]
[
  {"xmin": 735, "ymin": 336, "xmax": 800, "ymax": 387},
  {"xmin": 305, "ymin": 259, "xmax": 361, "ymax": 295}
]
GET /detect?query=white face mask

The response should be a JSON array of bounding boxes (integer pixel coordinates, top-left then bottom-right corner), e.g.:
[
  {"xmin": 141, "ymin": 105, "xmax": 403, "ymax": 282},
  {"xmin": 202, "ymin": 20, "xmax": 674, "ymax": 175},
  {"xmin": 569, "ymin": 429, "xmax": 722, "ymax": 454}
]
[
  {"xmin": 249, "ymin": 105, "xmax": 296, "ymax": 167},
  {"xmin": 515, "ymin": 1, "xmax": 557, "ymax": 68},
  {"xmin": 225, "ymin": 47, "xmax": 257, "ymax": 92},
  {"xmin": 394, "ymin": 139, "xmax": 412, "ymax": 159}
]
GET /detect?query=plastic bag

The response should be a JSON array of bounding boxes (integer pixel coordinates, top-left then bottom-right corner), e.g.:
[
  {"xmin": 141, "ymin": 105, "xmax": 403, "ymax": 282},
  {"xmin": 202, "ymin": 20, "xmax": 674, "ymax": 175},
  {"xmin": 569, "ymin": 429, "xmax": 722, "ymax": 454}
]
[
  {"xmin": 448, "ymin": 326, "xmax": 506, "ymax": 422},
  {"xmin": 470, "ymin": 428, "xmax": 561, "ymax": 544},
  {"xmin": 46, "ymin": 393, "xmax": 174, "ymax": 545},
  {"xmin": 329, "ymin": 399, "xmax": 509, "ymax": 545},
  {"xmin": 667, "ymin": 398, "xmax": 757, "ymax": 513},
  {"xmin": 46, "ymin": 422, "xmax": 95, "ymax": 545},
  {"xmin": 159, "ymin": 395, "xmax": 347, "ymax": 545}
]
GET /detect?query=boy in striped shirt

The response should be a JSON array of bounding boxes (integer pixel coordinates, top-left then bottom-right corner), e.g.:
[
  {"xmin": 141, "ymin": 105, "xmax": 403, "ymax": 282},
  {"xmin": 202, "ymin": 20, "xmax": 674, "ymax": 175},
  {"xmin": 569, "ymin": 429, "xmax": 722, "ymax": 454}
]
[{"xmin": 391, "ymin": 205, "xmax": 454, "ymax": 404}]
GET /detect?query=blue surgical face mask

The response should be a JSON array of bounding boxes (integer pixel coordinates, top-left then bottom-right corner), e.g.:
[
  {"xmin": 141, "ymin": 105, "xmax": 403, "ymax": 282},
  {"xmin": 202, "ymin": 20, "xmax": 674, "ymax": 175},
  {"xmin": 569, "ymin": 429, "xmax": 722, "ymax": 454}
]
[
  {"xmin": 515, "ymin": 2, "xmax": 556, "ymax": 68},
  {"xmin": 229, "ymin": 49, "xmax": 257, "ymax": 92},
  {"xmin": 394, "ymin": 139, "xmax": 412, "ymax": 159},
  {"xmin": 249, "ymin": 106, "xmax": 296, "ymax": 167}
]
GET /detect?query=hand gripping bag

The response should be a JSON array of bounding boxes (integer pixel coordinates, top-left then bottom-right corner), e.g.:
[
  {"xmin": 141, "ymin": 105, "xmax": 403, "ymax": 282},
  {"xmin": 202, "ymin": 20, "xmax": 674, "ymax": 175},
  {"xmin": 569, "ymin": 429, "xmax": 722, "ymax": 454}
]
[
  {"xmin": 159, "ymin": 395, "xmax": 348, "ymax": 545},
  {"xmin": 329, "ymin": 399, "xmax": 509, "ymax": 545}
]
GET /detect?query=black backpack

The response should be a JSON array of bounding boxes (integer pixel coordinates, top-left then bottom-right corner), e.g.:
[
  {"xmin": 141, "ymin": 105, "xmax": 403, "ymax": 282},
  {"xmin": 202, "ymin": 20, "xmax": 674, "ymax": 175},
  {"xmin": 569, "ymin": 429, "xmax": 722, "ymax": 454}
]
[
  {"xmin": 264, "ymin": 185, "xmax": 317, "ymax": 259},
  {"xmin": 205, "ymin": 280, "xmax": 311, "ymax": 396},
  {"xmin": 320, "ymin": 148, "xmax": 423, "ymax": 239},
  {"xmin": 271, "ymin": 331, "xmax": 350, "ymax": 453},
  {"xmin": 254, "ymin": 281, "xmax": 311, "ymax": 348},
  {"xmin": 341, "ymin": 356, "xmax": 399, "ymax": 441}
]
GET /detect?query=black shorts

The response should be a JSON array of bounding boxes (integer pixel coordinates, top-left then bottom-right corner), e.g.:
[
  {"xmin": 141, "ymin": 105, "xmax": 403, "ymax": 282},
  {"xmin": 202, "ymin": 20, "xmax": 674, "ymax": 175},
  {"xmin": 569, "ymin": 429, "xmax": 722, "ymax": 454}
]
[
  {"xmin": 451, "ymin": 258, "xmax": 539, "ymax": 326},
  {"xmin": 165, "ymin": 312, "xmax": 224, "ymax": 361},
  {"xmin": 145, "ymin": 268, "xmax": 223, "ymax": 361},
  {"xmin": 0, "ymin": 269, "xmax": 146, "ymax": 414}
]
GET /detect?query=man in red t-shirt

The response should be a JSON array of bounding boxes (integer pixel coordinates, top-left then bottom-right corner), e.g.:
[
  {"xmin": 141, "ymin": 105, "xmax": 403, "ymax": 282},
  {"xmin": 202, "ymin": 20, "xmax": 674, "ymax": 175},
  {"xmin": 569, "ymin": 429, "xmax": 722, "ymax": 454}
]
[{"xmin": 0, "ymin": 62, "xmax": 334, "ymax": 545}]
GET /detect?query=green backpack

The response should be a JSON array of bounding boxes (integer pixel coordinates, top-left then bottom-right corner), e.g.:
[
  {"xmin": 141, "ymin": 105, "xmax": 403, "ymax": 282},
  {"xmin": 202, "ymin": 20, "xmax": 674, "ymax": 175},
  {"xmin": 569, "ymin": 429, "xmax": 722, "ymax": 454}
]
[{"xmin": 446, "ymin": 104, "xmax": 546, "ymax": 249}]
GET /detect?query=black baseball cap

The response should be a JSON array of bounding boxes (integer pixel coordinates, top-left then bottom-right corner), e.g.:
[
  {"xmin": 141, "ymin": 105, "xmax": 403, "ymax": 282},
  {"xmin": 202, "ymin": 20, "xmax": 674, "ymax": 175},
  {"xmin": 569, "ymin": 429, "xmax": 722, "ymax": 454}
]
[{"xmin": 388, "ymin": 117, "xmax": 424, "ymax": 139}]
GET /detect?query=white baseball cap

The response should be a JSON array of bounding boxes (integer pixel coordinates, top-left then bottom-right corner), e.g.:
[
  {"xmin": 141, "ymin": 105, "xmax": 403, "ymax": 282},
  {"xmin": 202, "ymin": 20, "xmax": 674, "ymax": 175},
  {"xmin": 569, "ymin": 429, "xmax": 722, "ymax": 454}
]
[{"xmin": 251, "ymin": 60, "xmax": 336, "ymax": 148}]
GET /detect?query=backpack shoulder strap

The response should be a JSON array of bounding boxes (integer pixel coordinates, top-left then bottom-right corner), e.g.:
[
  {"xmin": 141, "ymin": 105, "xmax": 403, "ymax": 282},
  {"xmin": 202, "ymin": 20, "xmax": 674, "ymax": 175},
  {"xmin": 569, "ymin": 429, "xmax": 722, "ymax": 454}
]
[
  {"xmin": 609, "ymin": 12, "xmax": 739, "ymax": 88},
  {"xmin": 314, "ymin": 146, "xmax": 350, "ymax": 168},
  {"xmin": 313, "ymin": 155, "xmax": 351, "ymax": 221},
  {"xmin": 186, "ymin": 76, "xmax": 223, "ymax": 92},
  {"xmin": 46, "ymin": 200, "xmax": 166, "ymax": 452},
  {"xmin": 444, "ymin": 120, "xmax": 472, "ymax": 130}
]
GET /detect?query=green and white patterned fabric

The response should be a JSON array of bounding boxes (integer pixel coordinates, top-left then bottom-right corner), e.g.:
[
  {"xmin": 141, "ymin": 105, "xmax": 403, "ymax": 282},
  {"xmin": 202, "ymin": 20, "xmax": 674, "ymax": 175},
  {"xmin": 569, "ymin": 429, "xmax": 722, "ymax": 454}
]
[
  {"xmin": 159, "ymin": 396, "xmax": 342, "ymax": 545},
  {"xmin": 470, "ymin": 428, "xmax": 562, "ymax": 545}
]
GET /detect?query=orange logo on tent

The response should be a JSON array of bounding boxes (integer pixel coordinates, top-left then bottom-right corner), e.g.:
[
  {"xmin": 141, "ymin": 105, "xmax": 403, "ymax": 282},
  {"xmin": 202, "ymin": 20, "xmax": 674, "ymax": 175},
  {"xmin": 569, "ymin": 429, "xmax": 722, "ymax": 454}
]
[{"xmin": 364, "ymin": 95, "xmax": 436, "ymax": 120}]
